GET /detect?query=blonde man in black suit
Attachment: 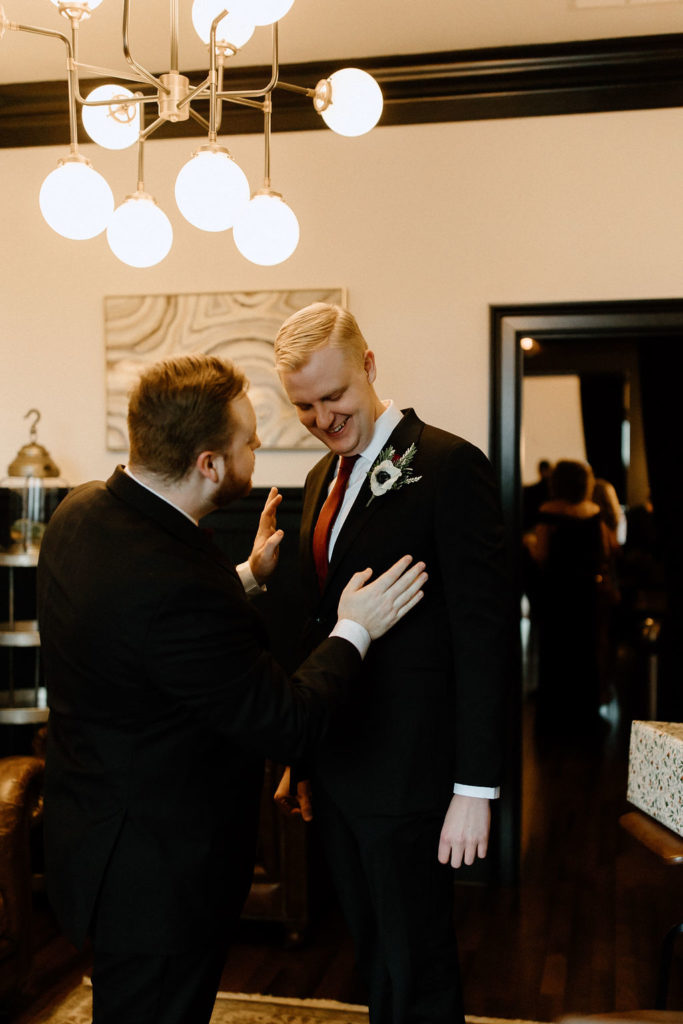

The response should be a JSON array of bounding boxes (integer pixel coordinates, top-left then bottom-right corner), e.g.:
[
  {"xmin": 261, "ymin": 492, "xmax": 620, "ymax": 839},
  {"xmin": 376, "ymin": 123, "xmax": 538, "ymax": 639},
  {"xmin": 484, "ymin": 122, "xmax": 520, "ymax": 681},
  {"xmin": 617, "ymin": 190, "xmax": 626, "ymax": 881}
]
[{"xmin": 274, "ymin": 305, "xmax": 510, "ymax": 1024}]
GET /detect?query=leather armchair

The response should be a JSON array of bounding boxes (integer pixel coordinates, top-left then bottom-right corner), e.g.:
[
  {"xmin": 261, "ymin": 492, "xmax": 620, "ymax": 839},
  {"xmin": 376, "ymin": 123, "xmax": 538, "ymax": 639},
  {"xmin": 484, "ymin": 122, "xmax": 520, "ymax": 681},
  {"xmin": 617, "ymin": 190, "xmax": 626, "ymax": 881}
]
[{"xmin": 0, "ymin": 756, "xmax": 44, "ymax": 1005}]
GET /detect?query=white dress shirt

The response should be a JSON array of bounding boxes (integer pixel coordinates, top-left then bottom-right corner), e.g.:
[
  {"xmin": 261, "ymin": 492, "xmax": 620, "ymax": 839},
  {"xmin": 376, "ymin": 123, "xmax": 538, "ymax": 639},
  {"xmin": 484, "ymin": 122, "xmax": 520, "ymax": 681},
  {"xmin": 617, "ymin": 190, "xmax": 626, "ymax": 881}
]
[{"xmin": 320, "ymin": 406, "xmax": 499, "ymax": 801}]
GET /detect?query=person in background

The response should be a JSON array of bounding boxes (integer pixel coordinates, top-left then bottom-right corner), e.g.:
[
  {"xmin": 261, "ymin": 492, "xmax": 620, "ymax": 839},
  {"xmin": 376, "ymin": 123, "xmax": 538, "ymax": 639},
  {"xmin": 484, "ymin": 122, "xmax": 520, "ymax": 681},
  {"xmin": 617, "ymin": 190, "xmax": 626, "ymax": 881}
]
[
  {"xmin": 272, "ymin": 303, "xmax": 510, "ymax": 1024},
  {"xmin": 525, "ymin": 458, "xmax": 608, "ymax": 731},
  {"xmin": 522, "ymin": 458, "xmax": 553, "ymax": 531},
  {"xmin": 36, "ymin": 353, "xmax": 426, "ymax": 1024},
  {"xmin": 592, "ymin": 477, "xmax": 624, "ymax": 703}
]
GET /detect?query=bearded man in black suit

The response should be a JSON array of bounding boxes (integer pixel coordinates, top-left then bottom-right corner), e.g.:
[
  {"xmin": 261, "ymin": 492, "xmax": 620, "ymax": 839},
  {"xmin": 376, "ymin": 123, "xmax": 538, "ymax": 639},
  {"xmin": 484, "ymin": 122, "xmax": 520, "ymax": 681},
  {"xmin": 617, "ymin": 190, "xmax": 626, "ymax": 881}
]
[
  {"xmin": 273, "ymin": 304, "xmax": 510, "ymax": 1024},
  {"xmin": 36, "ymin": 353, "xmax": 426, "ymax": 1024}
]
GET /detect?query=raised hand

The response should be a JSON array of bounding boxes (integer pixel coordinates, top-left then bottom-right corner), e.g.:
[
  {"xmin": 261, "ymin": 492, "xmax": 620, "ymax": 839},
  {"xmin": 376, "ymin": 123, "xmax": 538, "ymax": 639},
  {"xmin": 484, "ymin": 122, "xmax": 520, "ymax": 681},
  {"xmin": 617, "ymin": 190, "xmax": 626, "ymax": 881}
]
[
  {"xmin": 274, "ymin": 767, "xmax": 314, "ymax": 822},
  {"xmin": 248, "ymin": 487, "xmax": 285, "ymax": 585},
  {"xmin": 338, "ymin": 555, "xmax": 427, "ymax": 639}
]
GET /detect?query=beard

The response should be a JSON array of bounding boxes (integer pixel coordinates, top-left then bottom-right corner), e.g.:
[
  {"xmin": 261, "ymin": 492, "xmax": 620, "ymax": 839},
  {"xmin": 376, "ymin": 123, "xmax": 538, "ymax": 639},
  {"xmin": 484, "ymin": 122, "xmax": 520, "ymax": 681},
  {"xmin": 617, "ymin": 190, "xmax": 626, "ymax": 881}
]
[{"xmin": 213, "ymin": 464, "xmax": 253, "ymax": 508}]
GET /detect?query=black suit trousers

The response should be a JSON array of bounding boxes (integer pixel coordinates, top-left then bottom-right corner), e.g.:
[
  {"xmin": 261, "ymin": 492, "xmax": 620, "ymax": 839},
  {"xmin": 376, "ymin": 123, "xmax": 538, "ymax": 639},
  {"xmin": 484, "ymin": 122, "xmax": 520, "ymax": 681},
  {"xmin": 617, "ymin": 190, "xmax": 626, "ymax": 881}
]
[
  {"xmin": 314, "ymin": 791, "xmax": 465, "ymax": 1024},
  {"xmin": 90, "ymin": 941, "xmax": 229, "ymax": 1024}
]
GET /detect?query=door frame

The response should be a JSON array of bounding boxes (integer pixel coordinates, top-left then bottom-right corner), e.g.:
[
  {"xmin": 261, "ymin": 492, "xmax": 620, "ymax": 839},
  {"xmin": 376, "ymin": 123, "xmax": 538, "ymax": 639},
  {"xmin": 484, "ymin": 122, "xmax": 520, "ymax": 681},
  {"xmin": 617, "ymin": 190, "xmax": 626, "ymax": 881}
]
[{"xmin": 489, "ymin": 298, "xmax": 683, "ymax": 883}]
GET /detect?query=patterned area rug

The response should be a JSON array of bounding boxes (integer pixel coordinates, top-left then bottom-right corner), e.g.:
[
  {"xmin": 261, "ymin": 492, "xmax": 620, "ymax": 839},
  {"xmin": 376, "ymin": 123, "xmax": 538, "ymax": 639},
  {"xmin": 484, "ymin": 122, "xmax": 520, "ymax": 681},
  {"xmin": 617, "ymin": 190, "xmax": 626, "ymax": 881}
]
[{"xmin": 27, "ymin": 981, "xmax": 546, "ymax": 1024}]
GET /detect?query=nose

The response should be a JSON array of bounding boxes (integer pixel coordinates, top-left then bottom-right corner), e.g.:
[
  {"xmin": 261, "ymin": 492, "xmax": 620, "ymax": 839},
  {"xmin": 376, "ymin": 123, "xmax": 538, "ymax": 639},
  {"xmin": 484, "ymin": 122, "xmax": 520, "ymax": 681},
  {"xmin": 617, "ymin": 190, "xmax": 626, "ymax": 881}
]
[{"xmin": 315, "ymin": 405, "xmax": 334, "ymax": 431}]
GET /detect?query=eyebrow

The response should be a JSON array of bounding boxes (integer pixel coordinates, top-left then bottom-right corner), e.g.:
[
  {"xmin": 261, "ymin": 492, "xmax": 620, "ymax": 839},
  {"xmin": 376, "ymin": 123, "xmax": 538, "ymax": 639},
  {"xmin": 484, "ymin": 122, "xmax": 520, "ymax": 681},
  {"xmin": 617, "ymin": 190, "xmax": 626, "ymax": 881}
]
[{"xmin": 295, "ymin": 386, "xmax": 346, "ymax": 406}]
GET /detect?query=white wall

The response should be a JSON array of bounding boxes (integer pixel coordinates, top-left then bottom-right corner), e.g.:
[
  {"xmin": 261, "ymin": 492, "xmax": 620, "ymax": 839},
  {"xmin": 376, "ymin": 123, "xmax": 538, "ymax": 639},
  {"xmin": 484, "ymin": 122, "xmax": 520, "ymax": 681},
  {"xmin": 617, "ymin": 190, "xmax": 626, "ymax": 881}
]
[
  {"xmin": 2, "ymin": 106, "xmax": 683, "ymax": 489},
  {"xmin": 521, "ymin": 376, "xmax": 587, "ymax": 484}
]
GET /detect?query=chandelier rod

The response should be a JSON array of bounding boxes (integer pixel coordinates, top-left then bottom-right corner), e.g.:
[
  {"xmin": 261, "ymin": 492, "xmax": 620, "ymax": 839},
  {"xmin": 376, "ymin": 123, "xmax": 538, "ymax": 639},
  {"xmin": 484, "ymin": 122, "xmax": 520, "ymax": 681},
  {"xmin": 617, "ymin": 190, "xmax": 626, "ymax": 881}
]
[
  {"xmin": 216, "ymin": 23, "xmax": 279, "ymax": 101},
  {"xmin": 208, "ymin": 11, "xmax": 220, "ymax": 142},
  {"xmin": 123, "ymin": 0, "xmax": 168, "ymax": 92},
  {"xmin": 263, "ymin": 95, "xmax": 272, "ymax": 188},
  {"xmin": 169, "ymin": 0, "xmax": 178, "ymax": 73},
  {"xmin": 16, "ymin": 23, "xmax": 83, "ymax": 152}
]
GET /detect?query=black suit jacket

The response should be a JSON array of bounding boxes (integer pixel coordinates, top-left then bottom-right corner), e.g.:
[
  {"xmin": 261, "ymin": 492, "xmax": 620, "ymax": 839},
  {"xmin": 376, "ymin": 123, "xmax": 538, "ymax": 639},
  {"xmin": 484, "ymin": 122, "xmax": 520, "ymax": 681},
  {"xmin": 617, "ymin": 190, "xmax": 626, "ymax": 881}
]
[
  {"xmin": 299, "ymin": 410, "xmax": 509, "ymax": 817},
  {"xmin": 36, "ymin": 467, "xmax": 360, "ymax": 954}
]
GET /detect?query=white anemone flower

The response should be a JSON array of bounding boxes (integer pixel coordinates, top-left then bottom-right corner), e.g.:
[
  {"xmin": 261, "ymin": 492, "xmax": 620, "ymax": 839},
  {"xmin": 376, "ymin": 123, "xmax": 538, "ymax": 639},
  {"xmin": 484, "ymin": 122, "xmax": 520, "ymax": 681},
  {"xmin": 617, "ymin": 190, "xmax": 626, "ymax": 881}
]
[{"xmin": 369, "ymin": 460, "xmax": 401, "ymax": 497}]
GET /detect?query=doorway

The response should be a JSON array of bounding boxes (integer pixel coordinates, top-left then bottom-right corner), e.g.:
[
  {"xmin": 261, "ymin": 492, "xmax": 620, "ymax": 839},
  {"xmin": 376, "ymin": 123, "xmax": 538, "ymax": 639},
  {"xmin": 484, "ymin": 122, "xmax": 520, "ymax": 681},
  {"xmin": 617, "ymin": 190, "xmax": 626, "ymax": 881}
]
[{"xmin": 490, "ymin": 298, "xmax": 683, "ymax": 880}]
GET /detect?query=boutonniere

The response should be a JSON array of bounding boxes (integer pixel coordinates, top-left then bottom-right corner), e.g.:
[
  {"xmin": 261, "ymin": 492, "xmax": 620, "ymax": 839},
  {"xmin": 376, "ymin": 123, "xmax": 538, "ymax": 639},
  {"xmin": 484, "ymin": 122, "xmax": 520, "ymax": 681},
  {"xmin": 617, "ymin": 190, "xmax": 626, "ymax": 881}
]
[{"xmin": 366, "ymin": 443, "xmax": 422, "ymax": 506}]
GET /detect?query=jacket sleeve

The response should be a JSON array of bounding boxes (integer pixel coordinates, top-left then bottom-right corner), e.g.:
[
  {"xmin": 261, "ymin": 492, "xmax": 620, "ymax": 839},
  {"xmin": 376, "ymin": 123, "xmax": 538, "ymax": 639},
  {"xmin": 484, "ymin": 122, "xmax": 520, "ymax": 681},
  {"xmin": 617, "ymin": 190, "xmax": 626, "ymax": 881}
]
[
  {"xmin": 143, "ymin": 575, "xmax": 361, "ymax": 765},
  {"xmin": 434, "ymin": 441, "xmax": 512, "ymax": 789}
]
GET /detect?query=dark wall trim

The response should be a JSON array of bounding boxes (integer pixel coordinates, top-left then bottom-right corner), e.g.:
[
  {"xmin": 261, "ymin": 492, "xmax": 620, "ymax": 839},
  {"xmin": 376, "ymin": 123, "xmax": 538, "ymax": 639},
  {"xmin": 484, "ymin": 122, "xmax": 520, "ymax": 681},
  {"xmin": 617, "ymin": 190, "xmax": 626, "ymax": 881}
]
[{"xmin": 2, "ymin": 33, "xmax": 683, "ymax": 148}]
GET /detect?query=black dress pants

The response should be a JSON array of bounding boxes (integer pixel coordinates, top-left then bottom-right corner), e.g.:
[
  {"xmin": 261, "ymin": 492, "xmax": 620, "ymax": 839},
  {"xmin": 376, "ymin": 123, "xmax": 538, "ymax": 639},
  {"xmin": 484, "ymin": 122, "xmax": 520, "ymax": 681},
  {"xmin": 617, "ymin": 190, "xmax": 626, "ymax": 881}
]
[
  {"xmin": 315, "ymin": 793, "xmax": 465, "ymax": 1024},
  {"xmin": 90, "ymin": 941, "xmax": 228, "ymax": 1024}
]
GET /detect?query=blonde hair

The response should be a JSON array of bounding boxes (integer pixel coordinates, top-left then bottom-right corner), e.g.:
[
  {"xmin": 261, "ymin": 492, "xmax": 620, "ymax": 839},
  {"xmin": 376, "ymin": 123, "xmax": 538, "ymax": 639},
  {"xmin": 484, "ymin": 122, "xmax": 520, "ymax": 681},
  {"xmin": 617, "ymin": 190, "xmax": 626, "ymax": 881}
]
[{"xmin": 274, "ymin": 302, "xmax": 368, "ymax": 372}]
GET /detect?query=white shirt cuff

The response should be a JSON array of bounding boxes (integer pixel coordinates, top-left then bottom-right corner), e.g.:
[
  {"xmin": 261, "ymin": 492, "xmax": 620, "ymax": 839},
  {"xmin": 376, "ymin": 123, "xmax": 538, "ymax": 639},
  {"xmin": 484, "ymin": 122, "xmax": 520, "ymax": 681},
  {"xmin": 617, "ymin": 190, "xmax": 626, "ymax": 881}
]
[
  {"xmin": 237, "ymin": 561, "xmax": 264, "ymax": 595},
  {"xmin": 330, "ymin": 619, "xmax": 371, "ymax": 659},
  {"xmin": 453, "ymin": 783, "xmax": 500, "ymax": 800}
]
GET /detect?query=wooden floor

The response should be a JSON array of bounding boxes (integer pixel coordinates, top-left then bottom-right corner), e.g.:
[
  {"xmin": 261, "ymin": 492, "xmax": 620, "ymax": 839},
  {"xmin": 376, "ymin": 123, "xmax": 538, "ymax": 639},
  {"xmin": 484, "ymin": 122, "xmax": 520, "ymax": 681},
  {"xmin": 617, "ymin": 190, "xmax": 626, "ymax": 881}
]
[{"xmin": 3, "ymin": 648, "xmax": 683, "ymax": 1023}]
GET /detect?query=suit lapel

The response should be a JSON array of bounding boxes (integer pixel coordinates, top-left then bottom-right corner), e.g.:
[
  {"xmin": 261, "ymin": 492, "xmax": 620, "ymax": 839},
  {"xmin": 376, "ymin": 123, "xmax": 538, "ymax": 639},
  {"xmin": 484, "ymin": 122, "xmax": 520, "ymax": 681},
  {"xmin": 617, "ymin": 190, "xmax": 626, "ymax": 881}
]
[{"xmin": 324, "ymin": 409, "xmax": 424, "ymax": 593}]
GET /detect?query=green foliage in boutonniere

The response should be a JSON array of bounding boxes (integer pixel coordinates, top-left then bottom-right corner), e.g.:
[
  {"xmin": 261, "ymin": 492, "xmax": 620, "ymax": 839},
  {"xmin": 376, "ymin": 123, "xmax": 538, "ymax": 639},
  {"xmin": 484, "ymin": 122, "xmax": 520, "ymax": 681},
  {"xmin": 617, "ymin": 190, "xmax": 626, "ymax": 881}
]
[{"xmin": 366, "ymin": 443, "xmax": 422, "ymax": 506}]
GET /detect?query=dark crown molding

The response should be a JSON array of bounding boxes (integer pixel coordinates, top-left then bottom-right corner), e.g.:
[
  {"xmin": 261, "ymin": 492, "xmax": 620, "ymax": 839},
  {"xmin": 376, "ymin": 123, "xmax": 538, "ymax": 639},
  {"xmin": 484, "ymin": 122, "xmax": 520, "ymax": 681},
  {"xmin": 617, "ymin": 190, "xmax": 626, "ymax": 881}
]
[{"xmin": 2, "ymin": 33, "xmax": 683, "ymax": 148}]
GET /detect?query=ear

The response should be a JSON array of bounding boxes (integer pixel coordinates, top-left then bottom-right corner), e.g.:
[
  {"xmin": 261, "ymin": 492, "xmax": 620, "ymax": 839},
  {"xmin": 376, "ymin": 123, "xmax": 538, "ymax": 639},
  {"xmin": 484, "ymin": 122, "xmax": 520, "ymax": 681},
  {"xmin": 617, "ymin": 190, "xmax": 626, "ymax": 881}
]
[
  {"xmin": 196, "ymin": 450, "xmax": 220, "ymax": 483},
  {"xmin": 364, "ymin": 350, "xmax": 377, "ymax": 385}
]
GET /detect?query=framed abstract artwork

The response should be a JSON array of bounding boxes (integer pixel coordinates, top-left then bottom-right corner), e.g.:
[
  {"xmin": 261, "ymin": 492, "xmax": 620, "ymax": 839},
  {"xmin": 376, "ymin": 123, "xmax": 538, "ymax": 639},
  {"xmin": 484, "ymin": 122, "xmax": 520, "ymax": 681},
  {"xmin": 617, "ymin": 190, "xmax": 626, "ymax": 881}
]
[{"xmin": 104, "ymin": 287, "xmax": 345, "ymax": 451}]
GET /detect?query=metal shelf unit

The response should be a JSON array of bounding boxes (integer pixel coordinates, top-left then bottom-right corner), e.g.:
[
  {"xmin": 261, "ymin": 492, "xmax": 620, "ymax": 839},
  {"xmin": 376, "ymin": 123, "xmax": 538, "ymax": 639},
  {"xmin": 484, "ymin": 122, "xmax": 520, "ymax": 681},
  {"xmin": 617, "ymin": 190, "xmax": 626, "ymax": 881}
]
[{"xmin": 0, "ymin": 550, "xmax": 48, "ymax": 725}]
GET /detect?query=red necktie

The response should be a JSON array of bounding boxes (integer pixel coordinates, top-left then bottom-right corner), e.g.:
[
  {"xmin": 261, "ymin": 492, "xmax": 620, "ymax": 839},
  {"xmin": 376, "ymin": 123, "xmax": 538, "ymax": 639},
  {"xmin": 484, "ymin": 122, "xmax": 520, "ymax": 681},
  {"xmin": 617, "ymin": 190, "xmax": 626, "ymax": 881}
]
[{"xmin": 312, "ymin": 455, "xmax": 358, "ymax": 588}]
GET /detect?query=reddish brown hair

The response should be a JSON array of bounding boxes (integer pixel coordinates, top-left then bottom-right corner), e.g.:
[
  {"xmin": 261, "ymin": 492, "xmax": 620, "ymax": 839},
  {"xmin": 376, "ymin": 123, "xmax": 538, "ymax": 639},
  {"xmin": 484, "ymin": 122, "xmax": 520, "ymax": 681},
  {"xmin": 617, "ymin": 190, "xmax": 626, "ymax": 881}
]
[{"xmin": 127, "ymin": 354, "xmax": 246, "ymax": 481}]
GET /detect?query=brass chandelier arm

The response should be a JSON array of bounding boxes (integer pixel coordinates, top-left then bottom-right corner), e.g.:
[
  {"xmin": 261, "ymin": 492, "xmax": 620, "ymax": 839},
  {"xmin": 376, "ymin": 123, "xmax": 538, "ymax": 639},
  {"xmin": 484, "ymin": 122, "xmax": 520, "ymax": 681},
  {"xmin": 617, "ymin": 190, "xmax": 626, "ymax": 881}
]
[
  {"xmin": 216, "ymin": 23, "xmax": 280, "ymax": 101},
  {"xmin": 216, "ymin": 95, "xmax": 264, "ymax": 110},
  {"xmin": 189, "ymin": 108, "xmax": 211, "ymax": 132},
  {"xmin": 275, "ymin": 80, "xmax": 315, "ymax": 98},
  {"xmin": 123, "ymin": 0, "xmax": 169, "ymax": 94},
  {"xmin": 178, "ymin": 76, "xmax": 212, "ymax": 111},
  {"xmin": 71, "ymin": 62, "xmax": 160, "ymax": 90},
  {"xmin": 169, "ymin": 0, "xmax": 178, "ymax": 73},
  {"xmin": 139, "ymin": 114, "xmax": 165, "ymax": 143},
  {"xmin": 10, "ymin": 22, "xmax": 82, "ymax": 152},
  {"xmin": 262, "ymin": 95, "xmax": 272, "ymax": 190},
  {"xmin": 67, "ymin": 13, "xmax": 159, "ymax": 110}
]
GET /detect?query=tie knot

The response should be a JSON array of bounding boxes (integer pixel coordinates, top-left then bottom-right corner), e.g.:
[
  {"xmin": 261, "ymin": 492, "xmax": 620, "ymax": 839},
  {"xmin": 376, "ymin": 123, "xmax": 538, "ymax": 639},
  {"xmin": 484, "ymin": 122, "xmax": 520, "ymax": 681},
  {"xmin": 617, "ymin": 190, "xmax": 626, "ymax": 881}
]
[{"xmin": 338, "ymin": 454, "xmax": 358, "ymax": 482}]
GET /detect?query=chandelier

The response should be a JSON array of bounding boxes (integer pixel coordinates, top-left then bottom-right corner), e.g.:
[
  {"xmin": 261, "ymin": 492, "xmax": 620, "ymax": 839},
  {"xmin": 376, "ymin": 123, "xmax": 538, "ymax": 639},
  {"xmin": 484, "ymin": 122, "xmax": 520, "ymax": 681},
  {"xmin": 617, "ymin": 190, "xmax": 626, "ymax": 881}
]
[{"xmin": 0, "ymin": 1, "xmax": 383, "ymax": 267}]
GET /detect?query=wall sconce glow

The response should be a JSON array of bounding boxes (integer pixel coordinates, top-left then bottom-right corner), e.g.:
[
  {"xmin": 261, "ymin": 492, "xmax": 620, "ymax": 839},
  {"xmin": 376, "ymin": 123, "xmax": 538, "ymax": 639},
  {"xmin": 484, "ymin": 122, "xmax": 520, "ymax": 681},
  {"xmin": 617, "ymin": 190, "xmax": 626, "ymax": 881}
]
[
  {"xmin": 233, "ymin": 191, "xmax": 299, "ymax": 266},
  {"xmin": 82, "ymin": 84, "xmax": 141, "ymax": 150},
  {"xmin": 249, "ymin": 0, "xmax": 295, "ymax": 27},
  {"xmin": 39, "ymin": 156, "xmax": 114, "ymax": 240},
  {"xmin": 106, "ymin": 193, "xmax": 173, "ymax": 268},
  {"xmin": 191, "ymin": 0, "xmax": 255, "ymax": 50},
  {"xmin": 175, "ymin": 147, "xmax": 250, "ymax": 232},
  {"xmin": 318, "ymin": 68, "xmax": 383, "ymax": 137}
]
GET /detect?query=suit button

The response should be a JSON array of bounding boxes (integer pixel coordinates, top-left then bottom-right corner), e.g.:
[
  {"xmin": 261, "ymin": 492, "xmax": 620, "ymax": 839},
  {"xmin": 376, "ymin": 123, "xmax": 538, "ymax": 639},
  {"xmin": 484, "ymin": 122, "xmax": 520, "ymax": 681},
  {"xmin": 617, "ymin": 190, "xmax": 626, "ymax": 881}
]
[{"xmin": 314, "ymin": 616, "xmax": 323, "ymax": 625}]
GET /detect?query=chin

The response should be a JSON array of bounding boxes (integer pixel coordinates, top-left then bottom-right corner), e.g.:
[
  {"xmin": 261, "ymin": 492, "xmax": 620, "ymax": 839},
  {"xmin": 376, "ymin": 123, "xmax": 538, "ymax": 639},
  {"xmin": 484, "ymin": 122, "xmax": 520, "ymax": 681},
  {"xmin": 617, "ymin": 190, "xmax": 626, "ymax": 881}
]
[{"xmin": 215, "ymin": 476, "xmax": 253, "ymax": 508}]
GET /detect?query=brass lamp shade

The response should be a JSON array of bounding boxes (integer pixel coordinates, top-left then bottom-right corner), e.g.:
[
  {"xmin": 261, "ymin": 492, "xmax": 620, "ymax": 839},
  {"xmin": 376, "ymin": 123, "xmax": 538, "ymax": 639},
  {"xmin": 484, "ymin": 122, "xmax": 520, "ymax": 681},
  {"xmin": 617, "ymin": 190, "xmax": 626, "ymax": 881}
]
[{"xmin": 8, "ymin": 441, "xmax": 60, "ymax": 479}]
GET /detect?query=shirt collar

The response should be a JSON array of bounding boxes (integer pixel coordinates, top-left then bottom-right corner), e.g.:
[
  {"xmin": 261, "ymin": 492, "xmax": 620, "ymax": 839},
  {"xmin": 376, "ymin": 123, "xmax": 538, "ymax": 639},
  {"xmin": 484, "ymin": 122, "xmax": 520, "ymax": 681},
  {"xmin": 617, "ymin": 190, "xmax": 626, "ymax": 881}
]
[
  {"xmin": 124, "ymin": 465, "xmax": 199, "ymax": 526},
  {"xmin": 356, "ymin": 400, "xmax": 403, "ymax": 469}
]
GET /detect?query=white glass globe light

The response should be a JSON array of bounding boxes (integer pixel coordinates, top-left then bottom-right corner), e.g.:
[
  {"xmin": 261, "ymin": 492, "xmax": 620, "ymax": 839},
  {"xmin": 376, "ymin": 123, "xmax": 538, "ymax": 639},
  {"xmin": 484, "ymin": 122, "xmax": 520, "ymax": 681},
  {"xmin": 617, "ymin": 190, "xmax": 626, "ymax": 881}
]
[
  {"xmin": 39, "ymin": 156, "xmax": 114, "ymax": 240},
  {"xmin": 106, "ymin": 193, "xmax": 173, "ymax": 268},
  {"xmin": 319, "ymin": 68, "xmax": 383, "ymax": 137},
  {"xmin": 233, "ymin": 191, "xmax": 299, "ymax": 266},
  {"xmin": 175, "ymin": 147, "xmax": 250, "ymax": 232},
  {"xmin": 82, "ymin": 84, "xmax": 140, "ymax": 150},
  {"xmin": 191, "ymin": 0, "xmax": 255, "ymax": 49},
  {"xmin": 49, "ymin": 0, "xmax": 104, "ymax": 18},
  {"xmin": 250, "ymin": 0, "xmax": 295, "ymax": 26}
]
